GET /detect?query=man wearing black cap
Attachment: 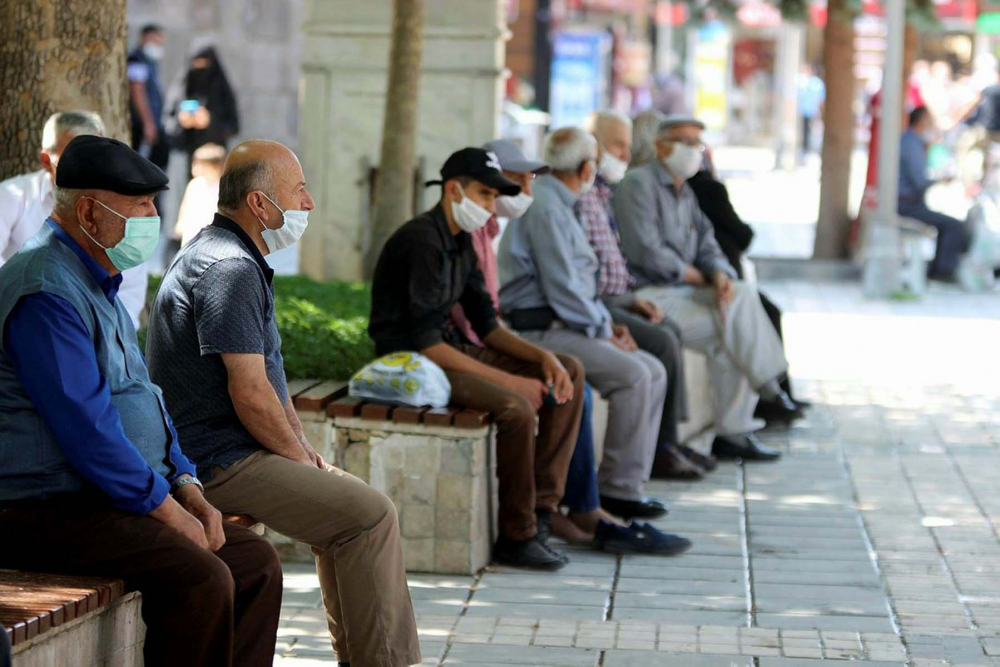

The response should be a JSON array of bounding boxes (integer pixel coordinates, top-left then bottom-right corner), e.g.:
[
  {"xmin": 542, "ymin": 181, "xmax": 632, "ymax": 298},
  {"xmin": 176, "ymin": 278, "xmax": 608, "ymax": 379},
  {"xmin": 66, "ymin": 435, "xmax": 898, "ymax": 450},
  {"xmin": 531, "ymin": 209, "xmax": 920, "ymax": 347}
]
[
  {"xmin": 0, "ymin": 135, "xmax": 283, "ymax": 667},
  {"xmin": 369, "ymin": 147, "xmax": 586, "ymax": 570}
]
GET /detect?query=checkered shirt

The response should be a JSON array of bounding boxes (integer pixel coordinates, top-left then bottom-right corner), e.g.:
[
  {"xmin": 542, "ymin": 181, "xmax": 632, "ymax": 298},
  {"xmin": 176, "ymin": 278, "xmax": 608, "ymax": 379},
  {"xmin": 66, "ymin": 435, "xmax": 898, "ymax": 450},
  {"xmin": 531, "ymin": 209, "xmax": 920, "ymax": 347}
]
[{"xmin": 577, "ymin": 175, "xmax": 636, "ymax": 296}]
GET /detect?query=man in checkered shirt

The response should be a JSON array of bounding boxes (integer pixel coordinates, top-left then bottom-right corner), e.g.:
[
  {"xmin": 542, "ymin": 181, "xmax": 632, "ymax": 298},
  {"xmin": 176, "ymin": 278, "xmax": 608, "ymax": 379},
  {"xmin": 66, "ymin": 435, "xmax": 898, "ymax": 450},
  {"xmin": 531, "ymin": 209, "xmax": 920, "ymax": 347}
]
[{"xmin": 578, "ymin": 111, "xmax": 711, "ymax": 480}]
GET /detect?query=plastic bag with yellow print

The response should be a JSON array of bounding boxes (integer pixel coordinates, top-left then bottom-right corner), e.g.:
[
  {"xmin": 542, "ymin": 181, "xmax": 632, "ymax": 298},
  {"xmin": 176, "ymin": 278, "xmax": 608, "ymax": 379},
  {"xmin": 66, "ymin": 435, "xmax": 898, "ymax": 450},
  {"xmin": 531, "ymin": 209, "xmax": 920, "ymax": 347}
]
[{"xmin": 347, "ymin": 352, "xmax": 451, "ymax": 408}]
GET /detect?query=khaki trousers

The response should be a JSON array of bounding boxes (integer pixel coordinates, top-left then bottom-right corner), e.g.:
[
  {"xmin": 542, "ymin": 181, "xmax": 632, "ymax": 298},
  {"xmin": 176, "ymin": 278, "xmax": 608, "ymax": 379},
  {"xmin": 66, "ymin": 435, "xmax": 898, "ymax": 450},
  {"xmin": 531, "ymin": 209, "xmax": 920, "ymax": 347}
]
[
  {"xmin": 205, "ymin": 451, "xmax": 421, "ymax": 667},
  {"xmin": 638, "ymin": 281, "xmax": 788, "ymax": 436}
]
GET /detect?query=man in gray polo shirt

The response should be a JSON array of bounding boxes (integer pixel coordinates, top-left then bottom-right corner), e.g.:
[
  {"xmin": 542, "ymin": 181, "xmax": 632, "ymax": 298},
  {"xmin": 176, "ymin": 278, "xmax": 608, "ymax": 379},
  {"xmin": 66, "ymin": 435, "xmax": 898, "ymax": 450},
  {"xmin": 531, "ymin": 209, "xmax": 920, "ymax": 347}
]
[{"xmin": 147, "ymin": 140, "xmax": 419, "ymax": 667}]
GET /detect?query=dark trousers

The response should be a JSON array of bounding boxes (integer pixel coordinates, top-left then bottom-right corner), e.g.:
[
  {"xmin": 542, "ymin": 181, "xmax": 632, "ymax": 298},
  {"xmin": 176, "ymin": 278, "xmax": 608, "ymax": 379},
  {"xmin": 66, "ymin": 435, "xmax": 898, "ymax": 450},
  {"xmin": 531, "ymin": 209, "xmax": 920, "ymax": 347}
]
[
  {"xmin": 446, "ymin": 345, "xmax": 585, "ymax": 540},
  {"xmin": 801, "ymin": 116, "xmax": 815, "ymax": 157},
  {"xmin": 898, "ymin": 200, "xmax": 970, "ymax": 278},
  {"xmin": 606, "ymin": 306, "xmax": 688, "ymax": 452},
  {"xmin": 0, "ymin": 498, "xmax": 283, "ymax": 667},
  {"xmin": 561, "ymin": 383, "xmax": 600, "ymax": 514}
]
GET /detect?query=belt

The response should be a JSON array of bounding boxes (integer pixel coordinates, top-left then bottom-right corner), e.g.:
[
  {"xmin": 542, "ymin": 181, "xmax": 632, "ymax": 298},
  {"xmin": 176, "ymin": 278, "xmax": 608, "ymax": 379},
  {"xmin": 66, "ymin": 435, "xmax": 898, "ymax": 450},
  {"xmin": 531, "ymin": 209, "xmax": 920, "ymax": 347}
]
[{"xmin": 504, "ymin": 307, "xmax": 557, "ymax": 331}]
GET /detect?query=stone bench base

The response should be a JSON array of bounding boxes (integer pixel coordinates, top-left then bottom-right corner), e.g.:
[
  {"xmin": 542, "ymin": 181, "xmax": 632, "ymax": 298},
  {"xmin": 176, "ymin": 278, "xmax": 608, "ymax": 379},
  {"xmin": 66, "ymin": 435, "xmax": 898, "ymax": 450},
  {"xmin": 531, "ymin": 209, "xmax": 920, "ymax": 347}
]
[{"xmin": 11, "ymin": 593, "xmax": 145, "ymax": 667}]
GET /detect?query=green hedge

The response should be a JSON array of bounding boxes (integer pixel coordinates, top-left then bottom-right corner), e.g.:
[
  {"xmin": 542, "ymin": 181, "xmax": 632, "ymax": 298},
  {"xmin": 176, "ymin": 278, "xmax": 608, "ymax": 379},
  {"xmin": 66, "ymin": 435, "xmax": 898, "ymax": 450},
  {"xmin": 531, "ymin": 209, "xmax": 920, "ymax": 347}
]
[{"xmin": 143, "ymin": 274, "xmax": 374, "ymax": 381}]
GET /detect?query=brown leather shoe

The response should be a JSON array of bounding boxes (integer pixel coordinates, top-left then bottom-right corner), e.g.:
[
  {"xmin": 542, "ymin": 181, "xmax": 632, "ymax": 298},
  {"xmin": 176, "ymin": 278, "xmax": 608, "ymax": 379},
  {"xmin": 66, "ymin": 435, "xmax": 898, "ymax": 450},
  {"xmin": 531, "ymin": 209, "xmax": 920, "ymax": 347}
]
[{"xmin": 650, "ymin": 448, "xmax": 706, "ymax": 480}]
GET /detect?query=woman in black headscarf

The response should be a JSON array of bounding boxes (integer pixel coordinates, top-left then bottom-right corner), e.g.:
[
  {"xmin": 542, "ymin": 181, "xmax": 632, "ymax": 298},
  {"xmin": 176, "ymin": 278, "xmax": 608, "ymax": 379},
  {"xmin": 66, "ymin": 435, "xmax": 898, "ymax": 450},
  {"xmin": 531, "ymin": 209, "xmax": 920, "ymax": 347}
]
[{"xmin": 172, "ymin": 46, "xmax": 240, "ymax": 160}]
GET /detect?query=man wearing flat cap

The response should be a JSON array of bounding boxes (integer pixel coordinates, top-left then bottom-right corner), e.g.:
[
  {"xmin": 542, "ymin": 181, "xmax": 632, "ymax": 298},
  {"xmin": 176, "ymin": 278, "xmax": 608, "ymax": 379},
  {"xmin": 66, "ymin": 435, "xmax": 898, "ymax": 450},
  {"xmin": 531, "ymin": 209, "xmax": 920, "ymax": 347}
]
[
  {"xmin": 613, "ymin": 116, "xmax": 797, "ymax": 461},
  {"xmin": 369, "ymin": 147, "xmax": 585, "ymax": 571},
  {"xmin": 0, "ymin": 135, "xmax": 283, "ymax": 667}
]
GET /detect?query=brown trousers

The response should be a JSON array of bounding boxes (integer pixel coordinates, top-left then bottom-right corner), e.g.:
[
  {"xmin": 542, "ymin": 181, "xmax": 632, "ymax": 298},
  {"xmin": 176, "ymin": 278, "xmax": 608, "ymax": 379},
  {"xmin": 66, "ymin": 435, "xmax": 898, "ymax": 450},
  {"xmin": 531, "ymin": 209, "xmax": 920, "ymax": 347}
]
[
  {"xmin": 0, "ymin": 497, "xmax": 283, "ymax": 667},
  {"xmin": 204, "ymin": 451, "xmax": 420, "ymax": 667},
  {"xmin": 446, "ymin": 345, "xmax": 585, "ymax": 540}
]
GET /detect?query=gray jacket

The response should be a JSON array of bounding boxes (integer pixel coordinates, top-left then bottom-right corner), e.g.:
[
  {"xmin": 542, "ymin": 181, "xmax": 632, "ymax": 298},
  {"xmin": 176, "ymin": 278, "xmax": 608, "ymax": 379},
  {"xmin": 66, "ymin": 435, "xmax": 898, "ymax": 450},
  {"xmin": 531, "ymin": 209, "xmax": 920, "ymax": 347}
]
[
  {"xmin": 498, "ymin": 174, "xmax": 614, "ymax": 339},
  {"xmin": 612, "ymin": 160, "xmax": 735, "ymax": 286}
]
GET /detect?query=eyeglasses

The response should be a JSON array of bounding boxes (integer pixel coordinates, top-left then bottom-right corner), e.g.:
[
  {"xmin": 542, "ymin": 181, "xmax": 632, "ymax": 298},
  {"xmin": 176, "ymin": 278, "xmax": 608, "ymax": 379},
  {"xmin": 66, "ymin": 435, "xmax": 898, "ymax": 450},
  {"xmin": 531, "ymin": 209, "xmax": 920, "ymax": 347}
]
[{"xmin": 673, "ymin": 138, "xmax": 706, "ymax": 151}]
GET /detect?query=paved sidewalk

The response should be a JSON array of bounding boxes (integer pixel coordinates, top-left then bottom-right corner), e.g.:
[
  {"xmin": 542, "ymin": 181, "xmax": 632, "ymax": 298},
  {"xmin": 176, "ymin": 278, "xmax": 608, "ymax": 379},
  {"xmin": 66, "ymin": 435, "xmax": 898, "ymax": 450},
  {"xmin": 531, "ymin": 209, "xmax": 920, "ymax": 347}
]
[{"xmin": 275, "ymin": 280, "xmax": 1000, "ymax": 666}]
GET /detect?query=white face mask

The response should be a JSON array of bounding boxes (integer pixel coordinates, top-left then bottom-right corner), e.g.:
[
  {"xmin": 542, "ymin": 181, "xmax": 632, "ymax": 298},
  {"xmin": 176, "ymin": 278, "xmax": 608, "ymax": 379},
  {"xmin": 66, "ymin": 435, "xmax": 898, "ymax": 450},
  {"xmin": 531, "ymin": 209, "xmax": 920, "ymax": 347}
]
[
  {"xmin": 578, "ymin": 161, "xmax": 597, "ymax": 195},
  {"xmin": 451, "ymin": 184, "xmax": 493, "ymax": 233},
  {"xmin": 598, "ymin": 150, "xmax": 628, "ymax": 185},
  {"xmin": 143, "ymin": 43, "xmax": 165, "ymax": 62},
  {"xmin": 495, "ymin": 192, "xmax": 534, "ymax": 219},
  {"xmin": 257, "ymin": 192, "xmax": 309, "ymax": 253},
  {"xmin": 663, "ymin": 144, "xmax": 703, "ymax": 181}
]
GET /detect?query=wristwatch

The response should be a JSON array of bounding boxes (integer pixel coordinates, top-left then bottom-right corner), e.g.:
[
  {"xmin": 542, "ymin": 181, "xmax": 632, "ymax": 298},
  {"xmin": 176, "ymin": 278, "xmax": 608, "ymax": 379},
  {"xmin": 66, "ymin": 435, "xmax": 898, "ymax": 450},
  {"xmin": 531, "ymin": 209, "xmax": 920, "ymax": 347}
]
[{"xmin": 172, "ymin": 475, "xmax": 204, "ymax": 494}]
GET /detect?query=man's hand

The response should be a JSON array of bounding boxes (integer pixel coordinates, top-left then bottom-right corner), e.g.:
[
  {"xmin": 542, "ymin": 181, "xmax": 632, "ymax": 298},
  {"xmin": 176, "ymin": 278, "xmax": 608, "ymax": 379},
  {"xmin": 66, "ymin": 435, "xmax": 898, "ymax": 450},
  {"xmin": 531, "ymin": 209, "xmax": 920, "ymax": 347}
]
[
  {"xmin": 611, "ymin": 324, "xmax": 638, "ymax": 352},
  {"xmin": 503, "ymin": 374, "xmax": 546, "ymax": 411},
  {"xmin": 175, "ymin": 482, "xmax": 226, "ymax": 551},
  {"xmin": 713, "ymin": 272, "xmax": 734, "ymax": 308},
  {"xmin": 539, "ymin": 351, "xmax": 574, "ymax": 404},
  {"xmin": 299, "ymin": 437, "xmax": 326, "ymax": 469},
  {"xmin": 150, "ymin": 495, "xmax": 210, "ymax": 550},
  {"xmin": 631, "ymin": 298, "xmax": 664, "ymax": 324},
  {"xmin": 142, "ymin": 120, "xmax": 158, "ymax": 146},
  {"xmin": 683, "ymin": 265, "xmax": 707, "ymax": 286}
]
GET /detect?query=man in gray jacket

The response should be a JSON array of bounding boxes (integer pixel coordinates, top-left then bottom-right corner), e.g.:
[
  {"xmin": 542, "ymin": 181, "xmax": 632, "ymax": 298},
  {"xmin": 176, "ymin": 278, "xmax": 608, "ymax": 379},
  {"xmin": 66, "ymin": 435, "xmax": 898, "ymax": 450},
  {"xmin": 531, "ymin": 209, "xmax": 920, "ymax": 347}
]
[
  {"xmin": 498, "ymin": 127, "xmax": 673, "ymax": 522},
  {"xmin": 613, "ymin": 116, "xmax": 797, "ymax": 461}
]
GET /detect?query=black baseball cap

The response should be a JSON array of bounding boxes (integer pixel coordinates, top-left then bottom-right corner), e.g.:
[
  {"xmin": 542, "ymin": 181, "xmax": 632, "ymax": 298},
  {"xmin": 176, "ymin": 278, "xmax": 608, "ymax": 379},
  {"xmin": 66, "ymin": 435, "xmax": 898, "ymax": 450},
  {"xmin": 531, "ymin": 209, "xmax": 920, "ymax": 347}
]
[
  {"xmin": 426, "ymin": 147, "xmax": 521, "ymax": 196},
  {"xmin": 56, "ymin": 135, "xmax": 169, "ymax": 195}
]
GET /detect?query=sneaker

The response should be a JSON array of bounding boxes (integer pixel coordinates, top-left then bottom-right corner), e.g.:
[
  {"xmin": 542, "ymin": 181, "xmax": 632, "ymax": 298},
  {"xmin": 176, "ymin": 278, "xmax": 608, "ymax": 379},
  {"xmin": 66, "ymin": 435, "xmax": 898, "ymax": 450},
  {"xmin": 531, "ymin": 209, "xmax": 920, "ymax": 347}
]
[{"xmin": 593, "ymin": 520, "xmax": 693, "ymax": 556}]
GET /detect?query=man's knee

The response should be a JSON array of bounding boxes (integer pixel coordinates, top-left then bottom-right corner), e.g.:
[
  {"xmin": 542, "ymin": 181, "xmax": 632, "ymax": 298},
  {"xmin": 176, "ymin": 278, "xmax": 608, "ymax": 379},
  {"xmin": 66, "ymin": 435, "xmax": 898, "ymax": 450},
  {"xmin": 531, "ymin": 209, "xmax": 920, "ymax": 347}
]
[
  {"xmin": 184, "ymin": 551, "xmax": 236, "ymax": 606},
  {"xmin": 558, "ymin": 354, "xmax": 585, "ymax": 388},
  {"xmin": 496, "ymin": 393, "xmax": 536, "ymax": 430}
]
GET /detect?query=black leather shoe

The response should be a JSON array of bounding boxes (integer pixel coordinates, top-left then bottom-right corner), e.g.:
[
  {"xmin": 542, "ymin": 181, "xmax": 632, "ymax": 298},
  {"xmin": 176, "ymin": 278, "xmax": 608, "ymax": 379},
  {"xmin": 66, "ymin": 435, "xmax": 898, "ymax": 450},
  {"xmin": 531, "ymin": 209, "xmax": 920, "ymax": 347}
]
[
  {"xmin": 494, "ymin": 535, "xmax": 568, "ymax": 570},
  {"xmin": 594, "ymin": 520, "xmax": 693, "ymax": 556},
  {"xmin": 650, "ymin": 448, "xmax": 705, "ymax": 480},
  {"xmin": 677, "ymin": 445, "xmax": 718, "ymax": 472},
  {"xmin": 754, "ymin": 390, "xmax": 804, "ymax": 424},
  {"xmin": 599, "ymin": 495, "xmax": 668, "ymax": 519},
  {"xmin": 713, "ymin": 434, "xmax": 782, "ymax": 461}
]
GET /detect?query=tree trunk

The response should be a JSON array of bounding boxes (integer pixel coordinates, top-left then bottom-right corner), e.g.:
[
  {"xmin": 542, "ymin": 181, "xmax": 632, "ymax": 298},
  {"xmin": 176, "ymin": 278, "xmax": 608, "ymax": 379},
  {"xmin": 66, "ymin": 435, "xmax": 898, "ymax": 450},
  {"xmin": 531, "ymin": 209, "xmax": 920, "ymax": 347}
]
[
  {"xmin": 813, "ymin": 0, "xmax": 857, "ymax": 259},
  {"xmin": 0, "ymin": 0, "xmax": 130, "ymax": 182},
  {"xmin": 362, "ymin": 0, "xmax": 426, "ymax": 279}
]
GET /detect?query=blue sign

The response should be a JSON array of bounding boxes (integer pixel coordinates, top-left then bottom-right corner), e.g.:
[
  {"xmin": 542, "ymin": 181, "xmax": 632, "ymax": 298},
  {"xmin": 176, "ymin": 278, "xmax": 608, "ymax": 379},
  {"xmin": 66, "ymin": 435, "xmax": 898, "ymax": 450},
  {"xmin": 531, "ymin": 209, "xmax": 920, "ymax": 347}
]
[{"xmin": 549, "ymin": 30, "xmax": 611, "ymax": 128}]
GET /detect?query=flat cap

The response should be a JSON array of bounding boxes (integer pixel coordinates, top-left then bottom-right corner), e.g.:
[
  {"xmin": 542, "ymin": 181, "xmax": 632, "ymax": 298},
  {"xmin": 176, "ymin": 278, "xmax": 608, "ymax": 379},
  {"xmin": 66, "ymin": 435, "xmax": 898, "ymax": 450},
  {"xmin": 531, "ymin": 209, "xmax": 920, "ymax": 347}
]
[
  {"xmin": 55, "ymin": 135, "xmax": 169, "ymax": 195},
  {"xmin": 658, "ymin": 115, "xmax": 706, "ymax": 132}
]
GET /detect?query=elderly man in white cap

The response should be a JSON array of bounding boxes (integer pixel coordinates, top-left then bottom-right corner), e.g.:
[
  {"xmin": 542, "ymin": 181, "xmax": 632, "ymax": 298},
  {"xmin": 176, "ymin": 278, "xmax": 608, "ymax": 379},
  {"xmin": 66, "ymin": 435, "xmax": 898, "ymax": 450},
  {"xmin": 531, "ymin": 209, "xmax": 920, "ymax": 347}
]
[{"xmin": 613, "ymin": 116, "xmax": 799, "ymax": 462}]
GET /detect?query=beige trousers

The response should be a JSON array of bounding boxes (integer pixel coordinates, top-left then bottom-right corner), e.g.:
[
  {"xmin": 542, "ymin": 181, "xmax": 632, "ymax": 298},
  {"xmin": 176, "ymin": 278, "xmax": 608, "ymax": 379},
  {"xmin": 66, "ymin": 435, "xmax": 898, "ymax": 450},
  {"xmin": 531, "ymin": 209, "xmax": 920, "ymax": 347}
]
[{"xmin": 204, "ymin": 450, "xmax": 421, "ymax": 667}]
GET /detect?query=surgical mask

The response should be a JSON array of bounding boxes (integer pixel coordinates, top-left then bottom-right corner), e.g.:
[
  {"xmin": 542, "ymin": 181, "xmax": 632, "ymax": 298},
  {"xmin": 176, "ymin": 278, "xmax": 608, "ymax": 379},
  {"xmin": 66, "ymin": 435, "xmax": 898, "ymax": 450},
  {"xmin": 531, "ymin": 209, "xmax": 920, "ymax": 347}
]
[
  {"xmin": 598, "ymin": 150, "xmax": 628, "ymax": 185},
  {"xmin": 451, "ymin": 184, "xmax": 493, "ymax": 233},
  {"xmin": 79, "ymin": 199, "xmax": 161, "ymax": 272},
  {"xmin": 578, "ymin": 161, "xmax": 597, "ymax": 195},
  {"xmin": 257, "ymin": 192, "xmax": 309, "ymax": 253},
  {"xmin": 143, "ymin": 43, "xmax": 165, "ymax": 62},
  {"xmin": 495, "ymin": 192, "xmax": 533, "ymax": 219},
  {"xmin": 662, "ymin": 144, "xmax": 703, "ymax": 181}
]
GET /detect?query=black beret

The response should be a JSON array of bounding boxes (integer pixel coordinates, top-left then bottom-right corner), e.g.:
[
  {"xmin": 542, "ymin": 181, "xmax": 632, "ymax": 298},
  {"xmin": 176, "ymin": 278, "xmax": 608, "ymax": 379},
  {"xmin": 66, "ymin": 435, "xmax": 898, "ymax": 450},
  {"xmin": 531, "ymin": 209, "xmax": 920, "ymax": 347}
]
[{"xmin": 55, "ymin": 135, "xmax": 169, "ymax": 195}]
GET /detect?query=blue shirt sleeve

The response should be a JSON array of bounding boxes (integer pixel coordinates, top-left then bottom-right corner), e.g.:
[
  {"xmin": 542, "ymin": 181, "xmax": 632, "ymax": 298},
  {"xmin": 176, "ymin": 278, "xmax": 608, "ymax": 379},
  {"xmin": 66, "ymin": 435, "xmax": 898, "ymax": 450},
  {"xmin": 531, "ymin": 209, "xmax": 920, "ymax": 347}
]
[{"xmin": 3, "ymin": 292, "xmax": 176, "ymax": 515}]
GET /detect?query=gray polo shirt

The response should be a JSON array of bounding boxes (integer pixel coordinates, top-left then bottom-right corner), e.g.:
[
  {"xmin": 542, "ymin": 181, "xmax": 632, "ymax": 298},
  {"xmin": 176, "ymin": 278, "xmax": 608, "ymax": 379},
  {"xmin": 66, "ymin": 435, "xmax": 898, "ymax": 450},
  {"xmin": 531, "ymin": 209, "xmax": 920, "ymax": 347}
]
[{"xmin": 146, "ymin": 214, "xmax": 288, "ymax": 480}]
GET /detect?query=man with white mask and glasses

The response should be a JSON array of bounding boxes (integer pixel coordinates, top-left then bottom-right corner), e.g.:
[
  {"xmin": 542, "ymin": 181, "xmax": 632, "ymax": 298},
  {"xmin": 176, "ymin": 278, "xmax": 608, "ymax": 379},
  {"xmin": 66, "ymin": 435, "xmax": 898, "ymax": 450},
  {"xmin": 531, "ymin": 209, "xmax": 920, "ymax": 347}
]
[
  {"xmin": 498, "ymin": 127, "xmax": 687, "ymax": 535},
  {"xmin": 613, "ymin": 116, "xmax": 796, "ymax": 462},
  {"xmin": 147, "ymin": 140, "xmax": 421, "ymax": 667},
  {"xmin": 370, "ymin": 147, "xmax": 585, "ymax": 571}
]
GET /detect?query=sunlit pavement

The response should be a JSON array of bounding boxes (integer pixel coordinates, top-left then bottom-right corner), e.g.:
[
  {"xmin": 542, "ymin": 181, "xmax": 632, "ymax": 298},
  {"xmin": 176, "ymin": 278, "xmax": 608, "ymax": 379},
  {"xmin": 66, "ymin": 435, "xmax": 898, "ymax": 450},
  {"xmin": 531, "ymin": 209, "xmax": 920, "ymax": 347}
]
[{"xmin": 275, "ymin": 279, "xmax": 1000, "ymax": 666}]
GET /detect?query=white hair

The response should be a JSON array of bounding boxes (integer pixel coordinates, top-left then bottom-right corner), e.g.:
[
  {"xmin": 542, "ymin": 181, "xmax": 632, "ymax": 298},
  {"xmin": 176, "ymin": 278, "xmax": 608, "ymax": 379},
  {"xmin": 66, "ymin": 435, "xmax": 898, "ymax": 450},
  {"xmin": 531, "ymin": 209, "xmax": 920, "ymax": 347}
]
[
  {"xmin": 41, "ymin": 111, "xmax": 105, "ymax": 153},
  {"xmin": 586, "ymin": 110, "xmax": 632, "ymax": 143},
  {"xmin": 630, "ymin": 110, "xmax": 665, "ymax": 168},
  {"xmin": 543, "ymin": 127, "xmax": 598, "ymax": 173},
  {"xmin": 51, "ymin": 187, "xmax": 93, "ymax": 218}
]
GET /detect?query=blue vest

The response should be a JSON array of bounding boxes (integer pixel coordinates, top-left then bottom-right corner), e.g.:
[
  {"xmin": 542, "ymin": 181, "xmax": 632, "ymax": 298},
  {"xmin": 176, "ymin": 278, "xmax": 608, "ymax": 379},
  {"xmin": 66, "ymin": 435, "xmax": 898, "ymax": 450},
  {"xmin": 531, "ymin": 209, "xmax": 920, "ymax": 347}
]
[{"xmin": 0, "ymin": 226, "xmax": 174, "ymax": 501}]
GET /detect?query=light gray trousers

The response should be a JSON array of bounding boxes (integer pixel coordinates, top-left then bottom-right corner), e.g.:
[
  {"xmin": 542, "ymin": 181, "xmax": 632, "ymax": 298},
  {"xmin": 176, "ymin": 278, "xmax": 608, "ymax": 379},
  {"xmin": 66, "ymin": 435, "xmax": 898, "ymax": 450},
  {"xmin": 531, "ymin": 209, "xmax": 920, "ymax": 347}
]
[
  {"xmin": 519, "ymin": 329, "xmax": 667, "ymax": 501},
  {"xmin": 637, "ymin": 281, "xmax": 788, "ymax": 437}
]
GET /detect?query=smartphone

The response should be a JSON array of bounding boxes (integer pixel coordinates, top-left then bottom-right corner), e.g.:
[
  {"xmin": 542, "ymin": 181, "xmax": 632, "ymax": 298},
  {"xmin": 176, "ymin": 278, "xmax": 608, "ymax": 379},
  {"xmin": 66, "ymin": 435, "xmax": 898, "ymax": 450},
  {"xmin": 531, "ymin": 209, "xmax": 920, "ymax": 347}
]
[{"xmin": 179, "ymin": 99, "xmax": 200, "ymax": 114}]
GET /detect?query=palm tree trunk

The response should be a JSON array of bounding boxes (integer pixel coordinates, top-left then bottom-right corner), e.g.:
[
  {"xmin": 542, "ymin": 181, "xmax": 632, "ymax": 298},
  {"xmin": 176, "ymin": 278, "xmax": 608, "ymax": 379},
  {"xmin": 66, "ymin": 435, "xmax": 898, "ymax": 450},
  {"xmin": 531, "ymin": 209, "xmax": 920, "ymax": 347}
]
[
  {"xmin": 0, "ymin": 0, "xmax": 130, "ymax": 181},
  {"xmin": 813, "ymin": 0, "xmax": 858, "ymax": 258},
  {"xmin": 363, "ymin": 0, "xmax": 426, "ymax": 279}
]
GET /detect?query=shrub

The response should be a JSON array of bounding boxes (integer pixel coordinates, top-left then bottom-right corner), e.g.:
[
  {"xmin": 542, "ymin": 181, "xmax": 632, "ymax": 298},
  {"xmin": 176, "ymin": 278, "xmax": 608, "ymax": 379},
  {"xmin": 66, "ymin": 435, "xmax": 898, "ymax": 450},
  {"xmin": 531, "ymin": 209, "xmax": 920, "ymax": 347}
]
[{"xmin": 142, "ymin": 274, "xmax": 374, "ymax": 381}]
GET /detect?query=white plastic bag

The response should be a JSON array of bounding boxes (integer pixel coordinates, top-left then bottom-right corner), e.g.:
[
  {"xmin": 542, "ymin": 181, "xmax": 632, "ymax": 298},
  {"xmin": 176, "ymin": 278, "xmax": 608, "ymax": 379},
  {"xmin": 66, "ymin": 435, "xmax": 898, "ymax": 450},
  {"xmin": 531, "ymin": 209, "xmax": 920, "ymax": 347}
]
[{"xmin": 348, "ymin": 352, "xmax": 451, "ymax": 408}]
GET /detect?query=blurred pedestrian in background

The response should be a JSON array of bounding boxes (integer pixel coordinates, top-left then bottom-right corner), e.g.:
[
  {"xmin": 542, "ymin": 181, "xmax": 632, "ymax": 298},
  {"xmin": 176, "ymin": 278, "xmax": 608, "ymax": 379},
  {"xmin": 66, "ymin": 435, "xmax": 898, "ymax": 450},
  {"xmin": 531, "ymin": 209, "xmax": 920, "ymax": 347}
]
[{"xmin": 174, "ymin": 144, "xmax": 225, "ymax": 247}]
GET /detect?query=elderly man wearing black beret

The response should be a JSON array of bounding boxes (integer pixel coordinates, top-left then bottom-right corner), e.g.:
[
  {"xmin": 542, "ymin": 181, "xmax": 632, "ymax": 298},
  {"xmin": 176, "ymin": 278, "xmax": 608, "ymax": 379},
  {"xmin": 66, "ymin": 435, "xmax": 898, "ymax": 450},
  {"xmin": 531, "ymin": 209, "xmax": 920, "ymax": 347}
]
[{"xmin": 0, "ymin": 135, "xmax": 283, "ymax": 667}]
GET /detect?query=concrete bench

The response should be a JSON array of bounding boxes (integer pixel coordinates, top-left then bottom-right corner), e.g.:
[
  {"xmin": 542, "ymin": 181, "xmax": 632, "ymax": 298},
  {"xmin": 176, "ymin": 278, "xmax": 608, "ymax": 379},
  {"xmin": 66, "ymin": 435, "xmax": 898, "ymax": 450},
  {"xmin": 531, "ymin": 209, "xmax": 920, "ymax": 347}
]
[{"xmin": 1, "ymin": 570, "xmax": 143, "ymax": 667}]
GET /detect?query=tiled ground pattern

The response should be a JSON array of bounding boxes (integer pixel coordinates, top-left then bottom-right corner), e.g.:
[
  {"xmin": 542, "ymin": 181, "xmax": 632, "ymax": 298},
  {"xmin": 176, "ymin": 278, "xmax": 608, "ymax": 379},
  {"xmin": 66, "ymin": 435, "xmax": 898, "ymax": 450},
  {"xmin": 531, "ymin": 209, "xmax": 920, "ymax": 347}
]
[{"xmin": 275, "ymin": 280, "xmax": 1000, "ymax": 666}]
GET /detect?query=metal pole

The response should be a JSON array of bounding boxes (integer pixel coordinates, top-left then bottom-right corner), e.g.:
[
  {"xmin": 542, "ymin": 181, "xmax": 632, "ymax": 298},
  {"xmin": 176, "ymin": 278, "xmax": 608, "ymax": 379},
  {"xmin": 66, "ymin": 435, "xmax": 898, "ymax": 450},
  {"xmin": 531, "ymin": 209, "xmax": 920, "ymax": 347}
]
[{"xmin": 863, "ymin": 0, "xmax": 905, "ymax": 296}]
